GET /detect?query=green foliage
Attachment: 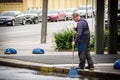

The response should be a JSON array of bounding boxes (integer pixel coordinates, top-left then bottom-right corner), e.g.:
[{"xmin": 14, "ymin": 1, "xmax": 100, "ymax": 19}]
[
  {"xmin": 53, "ymin": 26, "xmax": 120, "ymax": 51},
  {"xmin": 90, "ymin": 32, "xmax": 95, "ymax": 51},
  {"xmin": 104, "ymin": 29, "xmax": 109, "ymax": 50},
  {"xmin": 89, "ymin": 29, "xmax": 109, "ymax": 51},
  {"xmin": 53, "ymin": 28, "xmax": 74, "ymax": 51}
]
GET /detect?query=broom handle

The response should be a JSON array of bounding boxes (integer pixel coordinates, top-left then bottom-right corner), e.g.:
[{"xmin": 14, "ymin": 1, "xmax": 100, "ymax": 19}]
[{"xmin": 72, "ymin": 29, "xmax": 74, "ymax": 66}]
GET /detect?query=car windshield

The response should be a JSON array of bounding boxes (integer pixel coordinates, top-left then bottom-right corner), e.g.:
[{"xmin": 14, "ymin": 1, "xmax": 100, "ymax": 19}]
[
  {"xmin": 65, "ymin": 9, "xmax": 74, "ymax": 12},
  {"xmin": 26, "ymin": 9, "xmax": 41, "ymax": 14},
  {"xmin": 78, "ymin": 7, "xmax": 89, "ymax": 10},
  {"xmin": 0, "ymin": 11, "xmax": 15, "ymax": 16},
  {"xmin": 48, "ymin": 10, "xmax": 58, "ymax": 14}
]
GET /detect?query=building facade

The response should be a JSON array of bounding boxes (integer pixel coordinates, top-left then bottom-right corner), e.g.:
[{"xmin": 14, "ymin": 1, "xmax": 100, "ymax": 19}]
[{"xmin": 0, "ymin": 0, "xmax": 118, "ymax": 13}]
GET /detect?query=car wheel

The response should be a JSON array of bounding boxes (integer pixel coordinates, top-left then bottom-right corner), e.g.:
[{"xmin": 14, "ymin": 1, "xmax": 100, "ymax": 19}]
[
  {"xmin": 56, "ymin": 17, "xmax": 59, "ymax": 22},
  {"xmin": 11, "ymin": 20, "xmax": 15, "ymax": 26},
  {"xmin": 34, "ymin": 18, "xmax": 39, "ymax": 24},
  {"xmin": 22, "ymin": 19, "xmax": 26, "ymax": 25}
]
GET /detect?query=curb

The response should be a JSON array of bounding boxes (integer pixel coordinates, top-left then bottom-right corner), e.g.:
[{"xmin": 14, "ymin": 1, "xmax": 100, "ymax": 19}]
[{"xmin": 0, "ymin": 58, "xmax": 120, "ymax": 78}]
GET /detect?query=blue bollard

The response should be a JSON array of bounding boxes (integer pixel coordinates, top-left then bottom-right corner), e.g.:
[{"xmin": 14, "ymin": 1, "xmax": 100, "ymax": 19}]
[
  {"xmin": 4, "ymin": 48, "xmax": 17, "ymax": 54},
  {"xmin": 32, "ymin": 48, "xmax": 44, "ymax": 54},
  {"xmin": 113, "ymin": 59, "xmax": 120, "ymax": 69}
]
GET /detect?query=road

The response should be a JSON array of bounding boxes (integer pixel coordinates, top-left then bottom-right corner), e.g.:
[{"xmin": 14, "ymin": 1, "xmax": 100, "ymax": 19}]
[
  {"xmin": 0, "ymin": 19, "xmax": 119, "ymax": 64},
  {"xmin": 0, "ymin": 19, "xmax": 119, "ymax": 62},
  {"xmin": 0, "ymin": 19, "xmax": 95, "ymax": 51},
  {"xmin": 0, "ymin": 65, "xmax": 82, "ymax": 80},
  {"xmin": 0, "ymin": 65, "xmax": 114, "ymax": 80},
  {"xmin": 0, "ymin": 19, "xmax": 120, "ymax": 80}
]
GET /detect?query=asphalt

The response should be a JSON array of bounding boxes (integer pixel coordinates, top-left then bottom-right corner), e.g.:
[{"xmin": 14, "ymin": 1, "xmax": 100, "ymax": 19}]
[{"xmin": 0, "ymin": 43, "xmax": 120, "ymax": 79}]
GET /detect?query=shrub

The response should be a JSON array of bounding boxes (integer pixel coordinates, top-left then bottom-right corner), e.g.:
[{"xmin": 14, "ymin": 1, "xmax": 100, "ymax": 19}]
[
  {"xmin": 53, "ymin": 27, "xmax": 74, "ymax": 51},
  {"xmin": 53, "ymin": 27, "xmax": 120, "ymax": 51},
  {"xmin": 90, "ymin": 32, "xmax": 95, "ymax": 51},
  {"xmin": 53, "ymin": 27, "xmax": 93, "ymax": 51},
  {"xmin": 104, "ymin": 29, "xmax": 109, "ymax": 50}
]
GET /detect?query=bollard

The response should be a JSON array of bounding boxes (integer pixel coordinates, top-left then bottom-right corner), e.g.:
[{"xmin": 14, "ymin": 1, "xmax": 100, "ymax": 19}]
[
  {"xmin": 32, "ymin": 48, "xmax": 44, "ymax": 54},
  {"xmin": 113, "ymin": 59, "xmax": 120, "ymax": 69},
  {"xmin": 4, "ymin": 48, "xmax": 17, "ymax": 54}
]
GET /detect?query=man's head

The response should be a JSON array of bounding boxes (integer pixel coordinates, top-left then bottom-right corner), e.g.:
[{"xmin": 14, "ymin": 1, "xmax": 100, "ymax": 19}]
[{"xmin": 72, "ymin": 12, "xmax": 80, "ymax": 22}]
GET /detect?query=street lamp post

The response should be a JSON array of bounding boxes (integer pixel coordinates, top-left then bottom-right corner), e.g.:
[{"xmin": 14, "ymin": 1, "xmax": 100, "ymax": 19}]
[
  {"xmin": 41, "ymin": 0, "xmax": 48, "ymax": 43},
  {"xmin": 86, "ymin": 0, "xmax": 88, "ymax": 20}
]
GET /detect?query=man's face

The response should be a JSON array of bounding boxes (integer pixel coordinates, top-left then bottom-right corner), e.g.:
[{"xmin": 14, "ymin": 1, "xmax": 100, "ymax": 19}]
[{"xmin": 72, "ymin": 16, "xmax": 79, "ymax": 22}]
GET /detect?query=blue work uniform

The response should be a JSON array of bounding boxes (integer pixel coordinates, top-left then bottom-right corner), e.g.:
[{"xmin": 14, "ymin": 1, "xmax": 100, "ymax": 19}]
[{"xmin": 74, "ymin": 18, "xmax": 94, "ymax": 69}]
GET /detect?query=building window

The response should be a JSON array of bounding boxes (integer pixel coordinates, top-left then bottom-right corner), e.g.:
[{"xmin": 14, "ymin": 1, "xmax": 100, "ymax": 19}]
[{"xmin": 0, "ymin": 0, "xmax": 23, "ymax": 3}]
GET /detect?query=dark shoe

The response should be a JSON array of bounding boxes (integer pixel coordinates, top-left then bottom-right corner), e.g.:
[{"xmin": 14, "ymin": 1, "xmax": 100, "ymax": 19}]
[
  {"xmin": 76, "ymin": 67, "xmax": 84, "ymax": 70},
  {"xmin": 85, "ymin": 65, "xmax": 94, "ymax": 69}
]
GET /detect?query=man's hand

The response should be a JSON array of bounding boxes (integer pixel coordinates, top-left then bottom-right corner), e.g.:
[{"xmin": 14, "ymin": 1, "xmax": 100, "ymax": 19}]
[
  {"xmin": 72, "ymin": 41, "xmax": 75, "ymax": 47},
  {"xmin": 72, "ymin": 26, "xmax": 76, "ymax": 31}
]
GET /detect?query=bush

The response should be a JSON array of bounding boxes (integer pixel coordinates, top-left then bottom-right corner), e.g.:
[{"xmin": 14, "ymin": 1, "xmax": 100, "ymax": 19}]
[
  {"xmin": 53, "ymin": 28, "xmax": 74, "ymax": 51},
  {"xmin": 53, "ymin": 27, "xmax": 120, "ymax": 51},
  {"xmin": 90, "ymin": 29, "xmax": 109, "ymax": 51},
  {"xmin": 90, "ymin": 32, "xmax": 95, "ymax": 51},
  {"xmin": 53, "ymin": 27, "xmax": 93, "ymax": 51}
]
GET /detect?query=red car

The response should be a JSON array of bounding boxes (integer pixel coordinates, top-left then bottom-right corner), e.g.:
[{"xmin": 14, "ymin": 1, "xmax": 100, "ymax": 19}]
[{"xmin": 48, "ymin": 9, "xmax": 66, "ymax": 22}]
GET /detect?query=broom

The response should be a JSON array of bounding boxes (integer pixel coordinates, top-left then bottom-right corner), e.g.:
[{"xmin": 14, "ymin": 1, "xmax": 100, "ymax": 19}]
[{"xmin": 68, "ymin": 27, "xmax": 79, "ymax": 78}]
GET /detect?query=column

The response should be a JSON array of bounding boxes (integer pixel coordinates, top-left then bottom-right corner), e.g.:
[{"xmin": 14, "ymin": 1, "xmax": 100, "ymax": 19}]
[
  {"xmin": 108, "ymin": 0, "xmax": 118, "ymax": 54},
  {"xmin": 95, "ymin": 0, "xmax": 105, "ymax": 54}
]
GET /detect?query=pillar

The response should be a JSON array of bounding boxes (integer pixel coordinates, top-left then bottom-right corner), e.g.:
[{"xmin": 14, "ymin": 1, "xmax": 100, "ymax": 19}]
[
  {"xmin": 95, "ymin": 0, "xmax": 105, "ymax": 54},
  {"xmin": 108, "ymin": 0, "xmax": 118, "ymax": 54}
]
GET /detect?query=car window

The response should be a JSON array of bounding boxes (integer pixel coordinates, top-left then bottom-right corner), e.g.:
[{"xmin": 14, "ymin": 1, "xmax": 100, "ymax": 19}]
[
  {"xmin": 25, "ymin": 9, "xmax": 42, "ymax": 14},
  {"xmin": 0, "ymin": 11, "xmax": 15, "ymax": 16},
  {"xmin": 16, "ymin": 12, "xmax": 22, "ymax": 15},
  {"xmin": 65, "ymin": 9, "xmax": 75, "ymax": 12},
  {"xmin": 77, "ymin": 7, "xmax": 90, "ymax": 10},
  {"xmin": 48, "ymin": 10, "xmax": 58, "ymax": 14}
]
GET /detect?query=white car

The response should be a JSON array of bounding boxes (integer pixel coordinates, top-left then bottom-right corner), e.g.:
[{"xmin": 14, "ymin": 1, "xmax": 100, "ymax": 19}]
[
  {"xmin": 76, "ymin": 6, "xmax": 93, "ymax": 18},
  {"xmin": 64, "ymin": 8, "xmax": 76, "ymax": 20},
  {"xmin": 104, "ymin": 9, "xmax": 108, "ymax": 27},
  {"xmin": 24, "ymin": 8, "xmax": 42, "ymax": 24}
]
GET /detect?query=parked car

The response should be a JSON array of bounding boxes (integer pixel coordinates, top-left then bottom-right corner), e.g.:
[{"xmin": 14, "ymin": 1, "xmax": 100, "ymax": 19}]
[
  {"xmin": 104, "ymin": 9, "xmax": 108, "ymax": 27},
  {"xmin": 104, "ymin": 4, "xmax": 120, "ymax": 27},
  {"xmin": 64, "ymin": 8, "xmax": 76, "ymax": 20},
  {"xmin": 24, "ymin": 8, "xmax": 42, "ymax": 24},
  {"xmin": 0, "ymin": 11, "xmax": 26, "ymax": 26},
  {"xmin": 76, "ymin": 6, "xmax": 93, "ymax": 18},
  {"xmin": 117, "ymin": 4, "xmax": 120, "ymax": 20},
  {"xmin": 47, "ymin": 9, "xmax": 66, "ymax": 22}
]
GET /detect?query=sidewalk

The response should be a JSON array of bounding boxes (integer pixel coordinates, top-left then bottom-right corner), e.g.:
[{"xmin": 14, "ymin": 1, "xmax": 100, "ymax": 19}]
[{"xmin": 0, "ymin": 42, "xmax": 120, "ymax": 78}]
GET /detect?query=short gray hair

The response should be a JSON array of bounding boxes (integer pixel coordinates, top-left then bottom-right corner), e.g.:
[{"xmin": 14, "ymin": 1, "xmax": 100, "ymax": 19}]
[{"xmin": 72, "ymin": 12, "xmax": 80, "ymax": 17}]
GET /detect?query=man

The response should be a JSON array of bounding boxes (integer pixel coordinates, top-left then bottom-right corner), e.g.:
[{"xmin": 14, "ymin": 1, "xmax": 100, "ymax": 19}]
[{"xmin": 72, "ymin": 12, "xmax": 94, "ymax": 69}]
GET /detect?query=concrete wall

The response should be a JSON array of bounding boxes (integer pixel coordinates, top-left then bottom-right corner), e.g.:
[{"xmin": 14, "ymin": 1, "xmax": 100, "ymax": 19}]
[
  {"xmin": 0, "ymin": 3, "xmax": 23, "ymax": 13},
  {"xmin": 48, "ymin": 0, "xmax": 93, "ymax": 9}
]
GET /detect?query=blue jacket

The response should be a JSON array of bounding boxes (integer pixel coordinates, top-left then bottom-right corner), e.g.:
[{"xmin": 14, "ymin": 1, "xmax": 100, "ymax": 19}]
[{"xmin": 74, "ymin": 19, "xmax": 90, "ymax": 52}]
